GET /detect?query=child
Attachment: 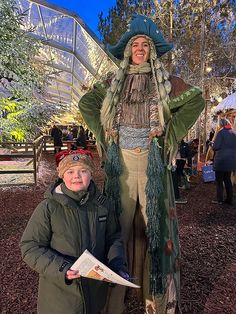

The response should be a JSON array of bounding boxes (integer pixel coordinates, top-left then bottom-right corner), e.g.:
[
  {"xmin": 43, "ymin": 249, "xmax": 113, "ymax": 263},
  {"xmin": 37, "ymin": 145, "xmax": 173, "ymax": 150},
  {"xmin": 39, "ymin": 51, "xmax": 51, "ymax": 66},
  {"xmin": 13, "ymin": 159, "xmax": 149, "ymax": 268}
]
[{"xmin": 20, "ymin": 149, "xmax": 128, "ymax": 314}]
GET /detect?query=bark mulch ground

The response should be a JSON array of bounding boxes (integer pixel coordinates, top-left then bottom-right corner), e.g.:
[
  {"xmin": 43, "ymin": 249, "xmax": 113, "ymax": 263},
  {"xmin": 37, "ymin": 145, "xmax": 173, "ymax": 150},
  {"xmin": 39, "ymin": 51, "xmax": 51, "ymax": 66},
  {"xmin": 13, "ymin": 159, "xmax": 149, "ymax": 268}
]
[{"xmin": 0, "ymin": 152, "xmax": 235, "ymax": 314}]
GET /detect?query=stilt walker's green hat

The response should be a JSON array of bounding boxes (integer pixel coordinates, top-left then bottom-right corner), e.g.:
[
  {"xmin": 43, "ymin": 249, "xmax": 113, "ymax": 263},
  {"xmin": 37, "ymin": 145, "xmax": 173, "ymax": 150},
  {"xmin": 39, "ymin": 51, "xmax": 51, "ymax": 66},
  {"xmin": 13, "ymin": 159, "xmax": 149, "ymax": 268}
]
[{"xmin": 108, "ymin": 14, "xmax": 174, "ymax": 59}]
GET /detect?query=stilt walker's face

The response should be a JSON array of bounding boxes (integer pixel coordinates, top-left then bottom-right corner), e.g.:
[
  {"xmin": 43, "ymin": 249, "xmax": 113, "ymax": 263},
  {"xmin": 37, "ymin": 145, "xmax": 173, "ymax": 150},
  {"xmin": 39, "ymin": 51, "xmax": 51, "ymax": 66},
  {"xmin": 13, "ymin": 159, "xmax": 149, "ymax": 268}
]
[{"xmin": 131, "ymin": 37, "xmax": 150, "ymax": 65}]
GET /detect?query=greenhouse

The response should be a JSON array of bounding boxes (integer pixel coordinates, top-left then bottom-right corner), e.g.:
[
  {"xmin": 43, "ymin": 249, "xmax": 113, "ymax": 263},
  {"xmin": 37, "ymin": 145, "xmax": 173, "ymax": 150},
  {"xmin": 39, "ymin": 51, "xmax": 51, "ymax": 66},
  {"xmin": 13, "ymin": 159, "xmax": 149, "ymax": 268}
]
[
  {"xmin": 0, "ymin": 0, "xmax": 120, "ymax": 184},
  {"xmin": 16, "ymin": 0, "xmax": 117, "ymax": 115}
]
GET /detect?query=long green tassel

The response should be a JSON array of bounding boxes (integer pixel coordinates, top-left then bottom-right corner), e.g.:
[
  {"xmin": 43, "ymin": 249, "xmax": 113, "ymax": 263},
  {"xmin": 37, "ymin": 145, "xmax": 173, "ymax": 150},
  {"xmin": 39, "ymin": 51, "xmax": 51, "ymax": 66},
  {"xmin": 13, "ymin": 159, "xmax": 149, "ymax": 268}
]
[
  {"xmin": 145, "ymin": 138, "xmax": 165, "ymax": 294},
  {"xmin": 104, "ymin": 142, "xmax": 122, "ymax": 216}
]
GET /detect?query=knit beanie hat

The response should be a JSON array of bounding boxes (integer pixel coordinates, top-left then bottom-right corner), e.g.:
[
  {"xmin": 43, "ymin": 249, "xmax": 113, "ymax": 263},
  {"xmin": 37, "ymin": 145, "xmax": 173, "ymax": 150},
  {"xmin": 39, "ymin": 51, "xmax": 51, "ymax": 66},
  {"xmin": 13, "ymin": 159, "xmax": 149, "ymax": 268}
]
[{"xmin": 55, "ymin": 149, "xmax": 95, "ymax": 178}]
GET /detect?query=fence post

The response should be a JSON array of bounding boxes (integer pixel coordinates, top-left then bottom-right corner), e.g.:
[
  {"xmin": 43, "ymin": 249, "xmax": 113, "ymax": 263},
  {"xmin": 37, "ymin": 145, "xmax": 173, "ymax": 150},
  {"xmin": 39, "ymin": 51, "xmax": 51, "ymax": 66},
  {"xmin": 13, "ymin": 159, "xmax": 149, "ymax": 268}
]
[
  {"xmin": 43, "ymin": 136, "xmax": 47, "ymax": 152},
  {"xmin": 33, "ymin": 144, "xmax": 37, "ymax": 184}
]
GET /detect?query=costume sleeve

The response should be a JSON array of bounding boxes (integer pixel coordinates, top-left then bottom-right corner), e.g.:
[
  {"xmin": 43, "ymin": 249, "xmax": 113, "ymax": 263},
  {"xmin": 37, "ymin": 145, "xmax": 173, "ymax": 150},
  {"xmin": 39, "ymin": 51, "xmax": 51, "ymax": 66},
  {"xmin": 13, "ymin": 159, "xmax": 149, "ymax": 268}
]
[
  {"xmin": 78, "ymin": 82, "xmax": 107, "ymax": 153},
  {"xmin": 20, "ymin": 200, "xmax": 72, "ymax": 284},
  {"xmin": 162, "ymin": 78, "xmax": 204, "ymax": 165},
  {"xmin": 168, "ymin": 83, "xmax": 205, "ymax": 143}
]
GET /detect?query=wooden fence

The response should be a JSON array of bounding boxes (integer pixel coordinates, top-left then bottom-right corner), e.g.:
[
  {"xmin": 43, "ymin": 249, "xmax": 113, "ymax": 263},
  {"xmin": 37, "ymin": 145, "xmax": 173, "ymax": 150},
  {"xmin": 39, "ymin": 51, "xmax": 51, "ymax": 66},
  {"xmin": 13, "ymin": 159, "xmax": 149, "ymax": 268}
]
[
  {"xmin": 0, "ymin": 136, "xmax": 97, "ymax": 186},
  {"xmin": 0, "ymin": 136, "xmax": 45, "ymax": 185}
]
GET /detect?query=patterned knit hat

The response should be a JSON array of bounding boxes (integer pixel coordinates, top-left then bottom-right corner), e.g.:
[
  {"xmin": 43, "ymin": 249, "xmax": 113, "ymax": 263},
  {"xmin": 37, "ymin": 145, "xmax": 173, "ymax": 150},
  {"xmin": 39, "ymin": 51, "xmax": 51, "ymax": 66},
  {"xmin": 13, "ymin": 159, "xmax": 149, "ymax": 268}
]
[
  {"xmin": 107, "ymin": 14, "xmax": 174, "ymax": 59},
  {"xmin": 55, "ymin": 149, "xmax": 94, "ymax": 178}
]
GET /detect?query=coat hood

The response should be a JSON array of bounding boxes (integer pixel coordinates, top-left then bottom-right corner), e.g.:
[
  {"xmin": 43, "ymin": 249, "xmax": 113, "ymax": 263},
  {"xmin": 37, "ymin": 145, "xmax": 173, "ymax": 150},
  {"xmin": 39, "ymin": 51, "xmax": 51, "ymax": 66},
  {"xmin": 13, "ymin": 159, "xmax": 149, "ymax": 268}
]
[{"xmin": 44, "ymin": 178, "xmax": 97, "ymax": 208}]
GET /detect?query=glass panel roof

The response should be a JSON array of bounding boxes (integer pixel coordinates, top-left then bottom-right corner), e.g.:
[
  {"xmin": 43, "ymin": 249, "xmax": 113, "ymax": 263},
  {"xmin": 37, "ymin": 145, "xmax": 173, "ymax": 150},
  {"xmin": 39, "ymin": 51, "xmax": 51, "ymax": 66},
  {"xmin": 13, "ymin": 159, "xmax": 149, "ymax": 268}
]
[
  {"xmin": 16, "ymin": 0, "xmax": 118, "ymax": 115},
  {"xmin": 75, "ymin": 24, "xmax": 105, "ymax": 71}
]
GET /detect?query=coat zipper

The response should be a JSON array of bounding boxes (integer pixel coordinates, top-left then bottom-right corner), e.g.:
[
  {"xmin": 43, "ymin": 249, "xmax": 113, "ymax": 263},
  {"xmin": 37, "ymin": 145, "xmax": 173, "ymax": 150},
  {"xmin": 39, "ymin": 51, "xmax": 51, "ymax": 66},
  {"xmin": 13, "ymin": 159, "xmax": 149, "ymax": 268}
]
[
  {"xmin": 79, "ymin": 280, "xmax": 86, "ymax": 314},
  {"xmin": 76, "ymin": 207, "xmax": 87, "ymax": 314}
]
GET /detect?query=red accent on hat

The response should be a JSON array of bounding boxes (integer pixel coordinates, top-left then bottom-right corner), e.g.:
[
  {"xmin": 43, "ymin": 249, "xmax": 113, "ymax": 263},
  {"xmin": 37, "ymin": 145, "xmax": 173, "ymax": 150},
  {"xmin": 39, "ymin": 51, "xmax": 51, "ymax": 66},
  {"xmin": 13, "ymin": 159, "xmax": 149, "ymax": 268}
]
[{"xmin": 55, "ymin": 149, "xmax": 93, "ymax": 167}]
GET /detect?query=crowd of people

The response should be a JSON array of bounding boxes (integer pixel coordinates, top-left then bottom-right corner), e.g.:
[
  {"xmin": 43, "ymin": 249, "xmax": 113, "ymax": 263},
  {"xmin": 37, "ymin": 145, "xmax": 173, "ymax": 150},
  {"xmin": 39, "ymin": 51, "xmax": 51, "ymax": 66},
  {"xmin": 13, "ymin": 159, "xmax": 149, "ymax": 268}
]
[
  {"xmin": 173, "ymin": 118, "xmax": 236, "ymax": 206},
  {"xmin": 50, "ymin": 124, "xmax": 95, "ymax": 153},
  {"xmin": 20, "ymin": 14, "xmax": 235, "ymax": 314},
  {"xmin": 172, "ymin": 138, "xmax": 200, "ymax": 204}
]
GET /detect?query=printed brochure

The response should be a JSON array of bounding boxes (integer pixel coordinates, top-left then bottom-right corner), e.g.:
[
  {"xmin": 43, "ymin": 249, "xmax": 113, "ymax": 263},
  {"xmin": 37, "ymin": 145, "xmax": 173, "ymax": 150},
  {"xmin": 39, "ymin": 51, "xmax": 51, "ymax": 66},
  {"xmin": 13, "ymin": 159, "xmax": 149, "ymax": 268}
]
[{"xmin": 71, "ymin": 250, "xmax": 140, "ymax": 288}]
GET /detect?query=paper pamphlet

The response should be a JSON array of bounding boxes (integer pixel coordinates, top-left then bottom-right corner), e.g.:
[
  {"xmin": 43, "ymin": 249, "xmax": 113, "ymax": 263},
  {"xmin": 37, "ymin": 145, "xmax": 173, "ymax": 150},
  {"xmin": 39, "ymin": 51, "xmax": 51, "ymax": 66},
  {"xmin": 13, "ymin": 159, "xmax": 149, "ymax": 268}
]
[{"xmin": 71, "ymin": 250, "xmax": 140, "ymax": 288}]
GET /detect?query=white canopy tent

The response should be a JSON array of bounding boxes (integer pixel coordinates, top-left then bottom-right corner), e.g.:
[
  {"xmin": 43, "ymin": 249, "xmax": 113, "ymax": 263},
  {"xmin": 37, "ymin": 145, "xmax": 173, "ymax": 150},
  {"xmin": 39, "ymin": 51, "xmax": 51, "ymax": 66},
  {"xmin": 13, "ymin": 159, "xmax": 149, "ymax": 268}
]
[
  {"xmin": 213, "ymin": 92, "xmax": 236, "ymax": 114},
  {"xmin": 210, "ymin": 92, "xmax": 236, "ymax": 136}
]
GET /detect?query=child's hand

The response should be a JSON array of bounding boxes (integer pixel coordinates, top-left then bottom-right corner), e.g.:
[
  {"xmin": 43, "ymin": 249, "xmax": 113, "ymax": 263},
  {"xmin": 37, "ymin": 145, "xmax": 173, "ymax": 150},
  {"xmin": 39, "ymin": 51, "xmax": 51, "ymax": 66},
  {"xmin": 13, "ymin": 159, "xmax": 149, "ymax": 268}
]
[{"xmin": 66, "ymin": 269, "xmax": 80, "ymax": 280}]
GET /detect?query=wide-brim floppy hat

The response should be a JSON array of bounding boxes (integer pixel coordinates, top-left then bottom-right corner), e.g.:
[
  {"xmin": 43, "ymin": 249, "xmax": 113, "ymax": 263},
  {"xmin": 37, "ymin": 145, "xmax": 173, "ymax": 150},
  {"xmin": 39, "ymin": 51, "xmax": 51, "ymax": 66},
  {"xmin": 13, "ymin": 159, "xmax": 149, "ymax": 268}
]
[{"xmin": 108, "ymin": 14, "xmax": 174, "ymax": 59}]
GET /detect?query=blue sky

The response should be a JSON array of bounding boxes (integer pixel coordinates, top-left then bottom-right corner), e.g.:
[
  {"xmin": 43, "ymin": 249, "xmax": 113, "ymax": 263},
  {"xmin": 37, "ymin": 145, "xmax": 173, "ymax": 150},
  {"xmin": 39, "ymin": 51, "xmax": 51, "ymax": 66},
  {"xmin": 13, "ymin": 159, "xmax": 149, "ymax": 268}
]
[{"xmin": 49, "ymin": 0, "xmax": 116, "ymax": 37}]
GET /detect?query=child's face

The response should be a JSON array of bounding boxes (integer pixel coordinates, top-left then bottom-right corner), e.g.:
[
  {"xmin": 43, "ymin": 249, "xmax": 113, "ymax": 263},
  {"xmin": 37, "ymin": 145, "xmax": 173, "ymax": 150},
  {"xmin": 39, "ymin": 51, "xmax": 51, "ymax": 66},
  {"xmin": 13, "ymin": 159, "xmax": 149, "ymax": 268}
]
[{"xmin": 63, "ymin": 165, "xmax": 92, "ymax": 192}]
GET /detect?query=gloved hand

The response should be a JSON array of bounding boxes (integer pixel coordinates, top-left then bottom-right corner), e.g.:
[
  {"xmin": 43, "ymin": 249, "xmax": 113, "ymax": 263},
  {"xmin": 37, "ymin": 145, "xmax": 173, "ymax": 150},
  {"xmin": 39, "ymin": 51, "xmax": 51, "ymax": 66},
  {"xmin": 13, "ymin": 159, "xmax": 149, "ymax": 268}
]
[{"xmin": 118, "ymin": 270, "xmax": 130, "ymax": 281}]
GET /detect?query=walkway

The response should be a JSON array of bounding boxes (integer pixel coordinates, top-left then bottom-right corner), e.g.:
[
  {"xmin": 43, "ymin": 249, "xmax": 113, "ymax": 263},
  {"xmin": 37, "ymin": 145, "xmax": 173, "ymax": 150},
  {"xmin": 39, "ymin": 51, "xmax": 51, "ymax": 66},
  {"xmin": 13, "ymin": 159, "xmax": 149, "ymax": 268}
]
[{"xmin": 0, "ymin": 152, "xmax": 235, "ymax": 313}]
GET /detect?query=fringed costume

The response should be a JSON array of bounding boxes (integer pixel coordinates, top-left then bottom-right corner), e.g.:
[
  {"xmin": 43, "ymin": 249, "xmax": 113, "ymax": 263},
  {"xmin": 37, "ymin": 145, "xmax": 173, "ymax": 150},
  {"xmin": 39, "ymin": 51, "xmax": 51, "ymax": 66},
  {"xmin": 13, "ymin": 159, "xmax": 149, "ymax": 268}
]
[{"xmin": 79, "ymin": 15, "xmax": 205, "ymax": 314}]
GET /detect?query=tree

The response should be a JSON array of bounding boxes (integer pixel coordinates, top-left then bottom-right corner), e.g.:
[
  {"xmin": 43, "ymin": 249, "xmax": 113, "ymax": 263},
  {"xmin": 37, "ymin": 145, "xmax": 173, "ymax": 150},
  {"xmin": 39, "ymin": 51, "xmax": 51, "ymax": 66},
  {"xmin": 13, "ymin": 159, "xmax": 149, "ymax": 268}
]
[
  {"xmin": 0, "ymin": 0, "xmax": 52, "ymax": 100},
  {"xmin": 98, "ymin": 0, "xmax": 158, "ymax": 45},
  {"xmin": 98, "ymin": 0, "xmax": 235, "ymax": 95},
  {"xmin": 0, "ymin": 98, "xmax": 57, "ymax": 141},
  {"xmin": 0, "ymin": 0, "xmax": 56, "ymax": 141},
  {"xmin": 98, "ymin": 0, "xmax": 236, "ymax": 147},
  {"xmin": 170, "ymin": 0, "xmax": 236, "ymax": 148}
]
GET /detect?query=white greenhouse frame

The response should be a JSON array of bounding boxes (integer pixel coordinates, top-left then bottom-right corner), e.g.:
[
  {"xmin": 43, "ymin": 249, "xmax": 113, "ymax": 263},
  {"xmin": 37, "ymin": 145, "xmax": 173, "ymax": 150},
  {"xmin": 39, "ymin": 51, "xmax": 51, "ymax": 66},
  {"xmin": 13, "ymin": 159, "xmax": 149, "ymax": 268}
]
[{"xmin": 17, "ymin": 0, "xmax": 118, "ymax": 115}]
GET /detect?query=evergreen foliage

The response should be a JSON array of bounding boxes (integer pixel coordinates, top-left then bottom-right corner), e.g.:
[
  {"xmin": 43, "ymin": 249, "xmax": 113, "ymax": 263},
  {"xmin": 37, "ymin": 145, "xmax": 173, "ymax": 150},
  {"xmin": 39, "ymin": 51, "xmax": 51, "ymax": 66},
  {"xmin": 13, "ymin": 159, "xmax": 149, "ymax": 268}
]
[
  {"xmin": 98, "ymin": 0, "xmax": 236, "ymax": 98},
  {"xmin": 0, "ymin": 0, "xmax": 50, "ymax": 100},
  {"xmin": 0, "ymin": 0, "xmax": 56, "ymax": 141}
]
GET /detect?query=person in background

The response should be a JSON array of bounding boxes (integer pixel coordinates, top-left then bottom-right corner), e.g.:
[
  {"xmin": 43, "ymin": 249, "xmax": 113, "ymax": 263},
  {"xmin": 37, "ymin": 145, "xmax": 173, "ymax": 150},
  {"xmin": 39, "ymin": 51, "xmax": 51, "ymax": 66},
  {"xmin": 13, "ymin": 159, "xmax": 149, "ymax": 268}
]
[
  {"xmin": 206, "ymin": 128, "xmax": 215, "ymax": 152},
  {"xmin": 20, "ymin": 149, "xmax": 128, "ymax": 314},
  {"xmin": 71, "ymin": 124, "xmax": 79, "ymax": 139},
  {"xmin": 212, "ymin": 118, "xmax": 236, "ymax": 205},
  {"xmin": 209, "ymin": 128, "xmax": 215, "ymax": 141},
  {"xmin": 64, "ymin": 131, "xmax": 73, "ymax": 141},
  {"xmin": 171, "ymin": 165, "xmax": 187, "ymax": 204},
  {"xmin": 177, "ymin": 139, "xmax": 191, "ymax": 189},
  {"xmin": 172, "ymin": 140, "xmax": 191, "ymax": 204},
  {"xmin": 79, "ymin": 14, "xmax": 204, "ymax": 314},
  {"xmin": 50, "ymin": 124, "xmax": 63, "ymax": 154},
  {"xmin": 85, "ymin": 128, "xmax": 90, "ymax": 140},
  {"xmin": 188, "ymin": 138, "xmax": 199, "ymax": 176},
  {"xmin": 62, "ymin": 127, "xmax": 69, "ymax": 140},
  {"xmin": 76, "ymin": 126, "xmax": 87, "ymax": 149}
]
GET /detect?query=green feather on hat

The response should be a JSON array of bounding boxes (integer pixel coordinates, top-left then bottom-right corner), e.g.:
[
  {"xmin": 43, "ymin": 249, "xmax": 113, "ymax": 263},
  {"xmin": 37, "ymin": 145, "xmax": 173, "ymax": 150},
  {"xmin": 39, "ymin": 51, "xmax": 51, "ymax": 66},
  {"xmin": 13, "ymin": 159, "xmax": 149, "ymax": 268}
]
[{"xmin": 108, "ymin": 14, "xmax": 174, "ymax": 59}]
